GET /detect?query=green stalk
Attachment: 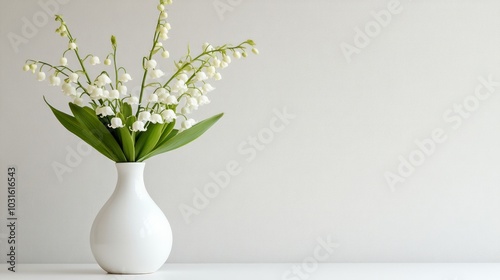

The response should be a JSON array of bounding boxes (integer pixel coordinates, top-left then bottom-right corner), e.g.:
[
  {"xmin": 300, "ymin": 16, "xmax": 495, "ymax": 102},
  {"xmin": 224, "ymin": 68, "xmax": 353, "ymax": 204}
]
[
  {"xmin": 161, "ymin": 44, "xmax": 245, "ymax": 88},
  {"xmin": 113, "ymin": 45, "xmax": 119, "ymax": 89},
  {"xmin": 64, "ymin": 26, "xmax": 92, "ymax": 85},
  {"xmin": 137, "ymin": 13, "xmax": 163, "ymax": 116}
]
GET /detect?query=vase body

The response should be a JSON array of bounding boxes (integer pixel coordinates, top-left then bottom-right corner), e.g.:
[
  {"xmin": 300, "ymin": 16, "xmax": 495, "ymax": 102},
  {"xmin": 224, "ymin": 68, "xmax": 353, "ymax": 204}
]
[{"xmin": 90, "ymin": 162, "xmax": 172, "ymax": 274}]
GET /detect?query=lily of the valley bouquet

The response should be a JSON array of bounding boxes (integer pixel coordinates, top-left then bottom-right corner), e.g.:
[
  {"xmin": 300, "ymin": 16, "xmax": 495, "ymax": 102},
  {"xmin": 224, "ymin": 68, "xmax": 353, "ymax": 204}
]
[{"xmin": 24, "ymin": 0, "xmax": 257, "ymax": 162}]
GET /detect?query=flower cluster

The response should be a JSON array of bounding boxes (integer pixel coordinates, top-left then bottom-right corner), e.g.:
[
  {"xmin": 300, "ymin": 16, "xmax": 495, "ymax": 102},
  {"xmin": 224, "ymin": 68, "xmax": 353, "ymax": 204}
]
[
  {"xmin": 23, "ymin": 0, "xmax": 257, "ymax": 162},
  {"xmin": 24, "ymin": 0, "xmax": 257, "ymax": 133}
]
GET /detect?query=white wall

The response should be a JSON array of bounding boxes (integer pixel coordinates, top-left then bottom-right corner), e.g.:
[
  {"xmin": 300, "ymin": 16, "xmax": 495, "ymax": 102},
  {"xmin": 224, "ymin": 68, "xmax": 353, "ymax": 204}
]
[{"xmin": 2, "ymin": 0, "xmax": 500, "ymax": 263}]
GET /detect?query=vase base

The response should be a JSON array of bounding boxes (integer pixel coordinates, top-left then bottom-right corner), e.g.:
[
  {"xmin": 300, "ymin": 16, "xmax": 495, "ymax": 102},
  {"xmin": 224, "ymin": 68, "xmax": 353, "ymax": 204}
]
[{"xmin": 106, "ymin": 271, "xmax": 157, "ymax": 275}]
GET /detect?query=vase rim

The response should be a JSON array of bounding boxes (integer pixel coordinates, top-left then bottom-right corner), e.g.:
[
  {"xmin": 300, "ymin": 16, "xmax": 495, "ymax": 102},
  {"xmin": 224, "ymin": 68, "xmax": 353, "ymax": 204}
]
[{"xmin": 115, "ymin": 162, "xmax": 145, "ymax": 166}]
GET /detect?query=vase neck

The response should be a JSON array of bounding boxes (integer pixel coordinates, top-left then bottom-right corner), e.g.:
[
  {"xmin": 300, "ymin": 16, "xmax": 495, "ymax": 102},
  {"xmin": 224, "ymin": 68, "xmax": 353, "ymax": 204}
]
[{"xmin": 115, "ymin": 163, "xmax": 147, "ymax": 195}]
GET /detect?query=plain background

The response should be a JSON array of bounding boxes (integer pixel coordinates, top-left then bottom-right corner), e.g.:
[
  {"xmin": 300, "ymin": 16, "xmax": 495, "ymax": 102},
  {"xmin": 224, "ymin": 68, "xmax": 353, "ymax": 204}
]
[{"xmin": 1, "ymin": 0, "xmax": 500, "ymax": 263}]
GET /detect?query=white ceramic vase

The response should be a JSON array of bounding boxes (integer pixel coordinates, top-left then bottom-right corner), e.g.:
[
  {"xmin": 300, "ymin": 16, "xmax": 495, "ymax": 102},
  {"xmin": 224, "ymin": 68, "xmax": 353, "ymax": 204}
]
[{"xmin": 90, "ymin": 162, "xmax": 172, "ymax": 274}]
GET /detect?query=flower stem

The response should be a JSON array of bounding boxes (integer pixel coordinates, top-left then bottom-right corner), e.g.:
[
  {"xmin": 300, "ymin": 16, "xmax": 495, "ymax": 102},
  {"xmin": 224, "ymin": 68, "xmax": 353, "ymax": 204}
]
[
  {"xmin": 64, "ymin": 25, "xmax": 92, "ymax": 85},
  {"xmin": 113, "ymin": 45, "xmax": 119, "ymax": 89},
  {"xmin": 137, "ymin": 13, "xmax": 162, "ymax": 116}
]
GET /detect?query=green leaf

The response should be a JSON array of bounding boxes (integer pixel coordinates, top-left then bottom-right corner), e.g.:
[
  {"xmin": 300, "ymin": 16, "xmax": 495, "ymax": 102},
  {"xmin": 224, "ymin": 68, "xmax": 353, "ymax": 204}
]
[
  {"xmin": 116, "ymin": 113, "xmax": 135, "ymax": 161},
  {"xmin": 121, "ymin": 102, "xmax": 132, "ymax": 118},
  {"xmin": 157, "ymin": 120, "xmax": 176, "ymax": 145},
  {"xmin": 139, "ymin": 113, "xmax": 223, "ymax": 161},
  {"xmin": 44, "ymin": 98, "xmax": 118, "ymax": 161},
  {"xmin": 69, "ymin": 103, "xmax": 127, "ymax": 162},
  {"xmin": 117, "ymin": 127, "xmax": 135, "ymax": 161},
  {"xmin": 135, "ymin": 123, "xmax": 165, "ymax": 160},
  {"xmin": 125, "ymin": 115, "xmax": 136, "ymax": 127}
]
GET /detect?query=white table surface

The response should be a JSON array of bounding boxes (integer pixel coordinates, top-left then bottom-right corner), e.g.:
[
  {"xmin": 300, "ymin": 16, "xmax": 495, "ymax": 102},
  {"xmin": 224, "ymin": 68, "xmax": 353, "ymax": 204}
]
[{"xmin": 1, "ymin": 263, "xmax": 499, "ymax": 280}]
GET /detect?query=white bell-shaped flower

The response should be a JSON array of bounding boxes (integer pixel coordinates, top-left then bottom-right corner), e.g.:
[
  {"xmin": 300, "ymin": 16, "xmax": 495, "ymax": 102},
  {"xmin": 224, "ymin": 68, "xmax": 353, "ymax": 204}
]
[
  {"xmin": 90, "ymin": 87, "xmax": 103, "ymax": 100},
  {"xmin": 206, "ymin": 66, "xmax": 216, "ymax": 77},
  {"xmin": 158, "ymin": 92, "xmax": 169, "ymax": 103},
  {"xmin": 202, "ymin": 83, "xmax": 215, "ymax": 93},
  {"xmin": 159, "ymin": 32, "xmax": 168, "ymax": 41},
  {"xmin": 145, "ymin": 59, "xmax": 157, "ymax": 70},
  {"xmin": 181, "ymin": 119, "xmax": 196, "ymax": 131},
  {"xmin": 157, "ymin": 87, "xmax": 168, "ymax": 95},
  {"xmin": 131, "ymin": 120, "xmax": 147, "ymax": 132},
  {"xmin": 181, "ymin": 106, "xmax": 191, "ymax": 115},
  {"xmin": 87, "ymin": 85, "xmax": 96, "ymax": 94},
  {"xmin": 90, "ymin": 56, "xmax": 101, "ymax": 65},
  {"xmin": 72, "ymin": 97, "xmax": 84, "ymax": 107},
  {"xmin": 177, "ymin": 73, "xmax": 188, "ymax": 82},
  {"xmin": 37, "ymin": 71, "xmax": 46, "ymax": 81},
  {"xmin": 161, "ymin": 109, "xmax": 176, "ymax": 123},
  {"xmin": 149, "ymin": 69, "xmax": 165, "ymax": 79},
  {"xmin": 150, "ymin": 113, "xmax": 163, "ymax": 124},
  {"xmin": 159, "ymin": 26, "xmax": 168, "ymax": 34},
  {"xmin": 124, "ymin": 96, "xmax": 139, "ymax": 105},
  {"xmin": 187, "ymin": 97, "xmax": 198, "ymax": 107},
  {"xmin": 62, "ymin": 82, "xmax": 76, "ymax": 96},
  {"xmin": 171, "ymin": 80, "xmax": 187, "ymax": 93},
  {"xmin": 109, "ymin": 89, "xmax": 120, "ymax": 100},
  {"xmin": 118, "ymin": 85, "xmax": 127, "ymax": 95},
  {"xmin": 98, "ymin": 74, "xmax": 112, "ymax": 85},
  {"xmin": 214, "ymin": 72, "xmax": 222, "ymax": 81},
  {"xmin": 148, "ymin": 93, "xmax": 159, "ymax": 103},
  {"xmin": 119, "ymin": 73, "xmax": 132, "ymax": 83},
  {"xmin": 138, "ymin": 111, "xmax": 151, "ymax": 122},
  {"xmin": 109, "ymin": 117, "xmax": 124, "ymax": 129},
  {"xmin": 94, "ymin": 88, "xmax": 103, "ymax": 96},
  {"xmin": 156, "ymin": 87, "xmax": 166, "ymax": 94},
  {"xmin": 187, "ymin": 88, "xmax": 199, "ymax": 97},
  {"xmin": 60, "ymin": 57, "xmax": 68, "ymax": 66},
  {"xmin": 69, "ymin": 72, "xmax": 79, "ymax": 83},
  {"xmin": 203, "ymin": 42, "xmax": 214, "ymax": 52},
  {"xmin": 165, "ymin": 95, "xmax": 178, "ymax": 105},
  {"xmin": 49, "ymin": 75, "xmax": 61, "ymax": 86},
  {"xmin": 213, "ymin": 58, "xmax": 221, "ymax": 68},
  {"xmin": 96, "ymin": 106, "xmax": 114, "ymax": 117},
  {"xmin": 195, "ymin": 71, "xmax": 208, "ymax": 81},
  {"xmin": 198, "ymin": 95, "xmax": 210, "ymax": 106},
  {"xmin": 102, "ymin": 90, "xmax": 110, "ymax": 99}
]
